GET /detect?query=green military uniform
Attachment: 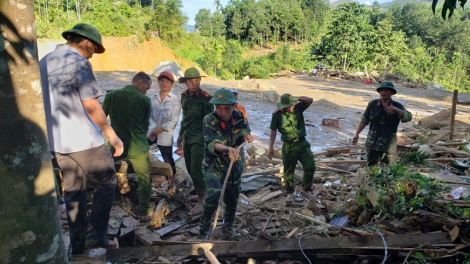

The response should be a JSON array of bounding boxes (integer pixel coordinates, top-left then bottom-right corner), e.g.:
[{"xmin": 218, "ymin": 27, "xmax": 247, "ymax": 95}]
[
  {"xmin": 270, "ymin": 102, "xmax": 315, "ymax": 193},
  {"xmin": 102, "ymin": 85, "xmax": 152, "ymax": 211},
  {"xmin": 361, "ymin": 98, "xmax": 412, "ymax": 165},
  {"xmin": 180, "ymin": 88, "xmax": 213, "ymax": 195},
  {"xmin": 199, "ymin": 110, "xmax": 250, "ymax": 238}
]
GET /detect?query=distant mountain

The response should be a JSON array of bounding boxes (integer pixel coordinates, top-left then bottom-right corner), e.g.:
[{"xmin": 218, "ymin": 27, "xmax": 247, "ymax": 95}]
[{"xmin": 185, "ymin": 25, "xmax": 196, "ymax": 33}]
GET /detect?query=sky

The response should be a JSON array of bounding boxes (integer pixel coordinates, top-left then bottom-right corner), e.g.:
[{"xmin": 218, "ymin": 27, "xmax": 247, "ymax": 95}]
[{"xmin": 181, "ymin": 0, "xmax": 387, "ymax": 26}]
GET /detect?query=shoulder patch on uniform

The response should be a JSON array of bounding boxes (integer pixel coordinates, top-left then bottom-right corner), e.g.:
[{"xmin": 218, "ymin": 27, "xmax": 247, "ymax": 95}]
[{"xmin": 201, "ymin": 90, "xmax": 211, "ymax": 97}]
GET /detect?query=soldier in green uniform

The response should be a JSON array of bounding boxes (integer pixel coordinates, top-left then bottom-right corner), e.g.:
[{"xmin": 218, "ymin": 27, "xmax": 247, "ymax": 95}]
[
  {"xmin": 268, "ymin": 94, "xmax": 316, "ymax": 200},
  {"xmin": 177, "ymin": 67, "xmax": 214, "ymax": 215},
  {"xmin": 198, "ymin": 88, "xmax": 253, "ymax": 240},
  {"xmin": 352, "ymin": 81, "xmax": 412, "ymax": 166}
]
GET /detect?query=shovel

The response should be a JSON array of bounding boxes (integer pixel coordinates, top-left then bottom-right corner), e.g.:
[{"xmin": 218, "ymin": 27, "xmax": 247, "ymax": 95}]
[{"xmin": 209, "ymin": 141, "xmax": 247, "ymax": 240}]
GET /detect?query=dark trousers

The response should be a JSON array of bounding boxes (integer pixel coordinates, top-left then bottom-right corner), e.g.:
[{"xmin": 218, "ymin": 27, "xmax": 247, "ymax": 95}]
[
  {"xmin": 199, "ymin": 162, "xmax": 242, "ymax": 235},
  {"xmin": 54, "ymin": 144, "xmax": 116, "ymax": 254},
  {"xmin": 367, "ymin": 149, "xmax": 392, "ymax": 166},
  {"xmin": 148, "ymin": 139, "xmax": 176, "ymax": 176}
]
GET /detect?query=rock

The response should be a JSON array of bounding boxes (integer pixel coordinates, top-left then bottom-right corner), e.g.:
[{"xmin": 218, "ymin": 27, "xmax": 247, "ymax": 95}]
[
  {"xmin": 356, "ymin": 209, "xmax": 374, "ymax": 226},
  {"xmin": 262, "ymin": 91, "xmax": 280, "ymax": 103},
  {"xmin": 243, "ymin": 75, "xmax": 250, "ymax": 80},
  {"xmin": 149, "ymin": 159, "xmax": 173, "ymax": 177},
  {"xmin": 151, "ymin": 61, "xmax": 184, "ymax": 80},
  {"xmin": 426, "ymin": 81, "xmax": 446, "ymax": 91},
  {"xmin": 257, "ymin": 82, "xmax": 278, "ymax": 91}
]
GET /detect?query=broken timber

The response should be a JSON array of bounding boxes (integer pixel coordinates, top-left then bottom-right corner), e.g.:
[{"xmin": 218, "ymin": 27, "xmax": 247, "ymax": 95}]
[{"xmin": 107, "ymin": 232, "xmax": 452, "ymax": 260}]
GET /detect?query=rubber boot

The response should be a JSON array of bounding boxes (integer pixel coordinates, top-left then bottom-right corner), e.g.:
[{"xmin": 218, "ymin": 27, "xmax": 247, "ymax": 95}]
[
  {"xmin": 198, "ymin": 214, "xmax": 211, "ymax": 240},
  {"xmin": 222, "ymin": 224, "xmax": 242, "ymax": 241}
]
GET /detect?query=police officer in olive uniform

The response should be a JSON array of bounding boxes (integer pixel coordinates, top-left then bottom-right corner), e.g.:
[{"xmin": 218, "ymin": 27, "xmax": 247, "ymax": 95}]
[
  {"xmin": 198, "ymin": 88, "xmax": 253, "ymax": 240},
  {"xmin": 352, "ymin": 81, "xmax": 412, "ymax": 166},
  {"xmin": 268, "ymin": 94, "xmax": 316, "ymax": 200},
  {"xmin": 177, "ymin": 68, "xmax": 214, "ymax": 215}
]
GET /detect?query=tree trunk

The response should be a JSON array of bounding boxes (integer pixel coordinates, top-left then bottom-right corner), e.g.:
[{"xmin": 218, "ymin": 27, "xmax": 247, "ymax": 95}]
[{"xmin": 0, "ymin": 1, "xmax": 67, "ymax": 263}]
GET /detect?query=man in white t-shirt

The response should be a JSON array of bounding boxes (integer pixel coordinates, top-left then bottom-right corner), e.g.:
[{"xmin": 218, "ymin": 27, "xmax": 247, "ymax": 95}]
[{"xmin": 40, "ymin": 23, "xmax": 123, "ymax": 257}]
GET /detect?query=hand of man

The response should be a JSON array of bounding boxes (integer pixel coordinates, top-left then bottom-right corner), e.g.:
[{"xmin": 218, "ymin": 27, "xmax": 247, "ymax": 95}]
[
  {"xmin": 228, "ymin": 147, "xmax": 239, "ymax": 161},
  {"xmin": 244, "ymin": 134, "xmax": 254, "ymax": 143},
  {"xmin": 352, "ymin": 135, "xmax": 359, "ymax": 145},
  {"xmin": 148, "ymin": 134, "xmax": 157, "ymax": 142},
  {"xmin": 176, "ymin": 135, "xmax": 182, "ymax": 148},
  {"xmin": 109, "ymin": 135, "xmax": 124, "ymax": 157},
  {"xmin": 384, "ymin": 105, "xmax": 396, "ymax": 113},
  {"xmin": 268, "ymin": 147, "xmax": 274, "ymax": 160}
]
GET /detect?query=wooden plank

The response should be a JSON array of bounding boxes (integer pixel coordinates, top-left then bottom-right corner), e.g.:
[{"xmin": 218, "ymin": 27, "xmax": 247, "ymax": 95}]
[
  {"xmin": 421, "ymin": 172, "xmax": 469, "ymax": 185},
  {"xmin": 430, "ymin": 144, "xmax": 470, "ymax": 157},
  {"xmin": 357, "ymin": 171, "xmax": 380, "ymax": 208},
  {"xmin": 247, "ymin": 186, "xmax": 271, "ymax": 202},
  {"xmin": 426, "ymin": 129, "xmax": 451, "ymax": 144},
  {"xmin": 242, "ymin": 167, "xmax": 281, "ymax": 178},
  {"xmin": 260, "ymin": 190, "xmax": 283, "ymax": 203},
  {"xmin": 317, "ymin": 159, "xmax": 367, "ymax": 165},
  {"xmin": 285, "ymin": 227, "xmax": 299, "ymax": 239},
  {"xmin": 107, "ymin": 232, "xmax": 451, "ymax": 259},
  {"xmin": 450, "ymin": 90, "xmax": 458, "ymax": 141},
  {"xmin": 155, "ymin": 219, "xmax": 186, "ymax": 237}
]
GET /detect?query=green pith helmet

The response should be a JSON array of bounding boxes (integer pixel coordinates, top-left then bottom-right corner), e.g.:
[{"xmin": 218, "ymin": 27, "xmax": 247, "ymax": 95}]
[
  {"xmin": 62, "ymin": 23, "xmax": 105, "ymax": 54},
  {"xmin": 209, "ymin": 88, "xmax": 238, "ymax": 105},
  {"xmin": 277, "ymin": 93, "xmax": 298, "ymax": 110},
  {"xmin": 178, "ymin": 67, "xmax": 205, "ymax": 83},
  {"xmin": 376, "ymin": 81, "xmax": 397, "ymax": 95}
]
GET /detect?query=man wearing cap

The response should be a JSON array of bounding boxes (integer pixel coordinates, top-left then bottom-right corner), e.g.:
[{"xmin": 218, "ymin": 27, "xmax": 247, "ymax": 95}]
[
  {"xmin": 198, "ymin": 88, "xmax": 253, "ymax": 240},
  {"xmin": 268, "ymin": 94, "xmax": 316, "ymax": 200},
  {"xmin": 148, "ymin": 72, "xmax": 181, "ymax": 191},
  {"xmin": 102, "ymin": 72, "xmax": 152, "ymax": 222},
  {"xmin": 40, "ymin": 23, "xmax": 122, "ymax": 255},
  {"xmin": 352, "ymin": 81, "xmax": 412, "ymax": 166},
  {"xmin": 230, "ymin": 88, "xmax": 248, "ymax": 122},
  {"xmin": 177, "ymin": 67, "xmax": 214, "ymax": 215}
]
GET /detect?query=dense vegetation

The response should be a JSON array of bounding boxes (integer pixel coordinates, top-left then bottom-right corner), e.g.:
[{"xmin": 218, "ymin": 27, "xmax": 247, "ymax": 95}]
[{"xmin": 34, "ymin": 0, "xmax": 470, "ymax": 92}]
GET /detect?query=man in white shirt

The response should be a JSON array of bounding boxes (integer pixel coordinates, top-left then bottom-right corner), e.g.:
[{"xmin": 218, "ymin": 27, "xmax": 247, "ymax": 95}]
[{"xmin": 148, "ymin": 71, "xmax": 181, "ymax": 189}]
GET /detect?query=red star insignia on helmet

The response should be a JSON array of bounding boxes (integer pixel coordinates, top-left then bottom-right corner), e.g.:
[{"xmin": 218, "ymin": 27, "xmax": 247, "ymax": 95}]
[{"xmin": 218, "ymin": 94, "xmax": 223, "ymax": 99}]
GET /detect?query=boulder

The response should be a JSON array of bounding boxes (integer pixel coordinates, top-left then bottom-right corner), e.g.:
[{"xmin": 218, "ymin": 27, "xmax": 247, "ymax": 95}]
[
  {"xmin": 262, "ymin": 91, "xmax": 280, "ymax": 103},
  {"xmin": 152, "ymin": 61, "xmax": 184, "ymax": 80},
  {"xmin": 426, "ymin": 81, "xmax": 446, "ymax": 91}
]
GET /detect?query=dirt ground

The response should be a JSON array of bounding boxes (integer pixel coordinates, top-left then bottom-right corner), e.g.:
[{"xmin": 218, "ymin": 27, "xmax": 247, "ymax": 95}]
[{"xmin": 94, "ymin": 71, "xmax": 470, "ymax": 154}]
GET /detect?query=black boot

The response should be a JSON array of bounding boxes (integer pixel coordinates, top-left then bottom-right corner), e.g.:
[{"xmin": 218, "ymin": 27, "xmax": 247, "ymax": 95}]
[
  {"xmin": 222, "ymin": 224, "xmax": 242, "ymax": 241},
  {"xmin": 198, "ymin": 214, "xmax": 211, "ymax": 240}
]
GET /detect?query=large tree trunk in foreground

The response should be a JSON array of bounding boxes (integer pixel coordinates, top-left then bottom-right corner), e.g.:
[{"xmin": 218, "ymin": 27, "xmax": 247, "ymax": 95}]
[{"xmin": 0, "ymin": 0, "xmax": 67, "ymax": 263}]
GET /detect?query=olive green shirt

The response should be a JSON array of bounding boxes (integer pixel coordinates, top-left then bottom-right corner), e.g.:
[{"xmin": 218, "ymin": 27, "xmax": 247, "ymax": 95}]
[
  {"xmin": 269, "ymin": 102, "xmax": 309, "ymax": 141},
  {"xmin": 180, "ymin": 88, "xmax": 213, "ymax": 145},
  {"xmin": 102, "ymin": 85, "xmax": 151, "ymax": 157}
]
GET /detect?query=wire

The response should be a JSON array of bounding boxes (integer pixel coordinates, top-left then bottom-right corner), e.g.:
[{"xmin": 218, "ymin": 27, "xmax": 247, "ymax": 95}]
[
  {"xmin": 368, "ymin": 226, "xmax": 388, "ymax": 264},
  {"xmin": 298, "ymin": 233, "xmax": 313, "ymax": 264}
]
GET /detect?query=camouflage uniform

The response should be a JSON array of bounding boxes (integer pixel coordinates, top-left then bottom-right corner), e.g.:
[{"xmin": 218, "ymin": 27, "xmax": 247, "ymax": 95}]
[
  {"xmin": 198, "ymin": 110, "xmax": 250, "ymax": 238},
  {"xmin": 270, "ymin": 102, "xmax": 315, "ymax": 193},
  {"xmin": 180, "ymin": 88, "xmax": 213, "ymax": 195},
  {"xmin": 362, "ymin": 99, "xmax": 412, "ymax": 165}
]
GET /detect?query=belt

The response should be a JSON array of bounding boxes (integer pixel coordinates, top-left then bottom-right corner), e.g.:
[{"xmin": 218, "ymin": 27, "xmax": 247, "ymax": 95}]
[{"xmin": 283, "ymin": 137, "xmax": 305, "ymax": 143}]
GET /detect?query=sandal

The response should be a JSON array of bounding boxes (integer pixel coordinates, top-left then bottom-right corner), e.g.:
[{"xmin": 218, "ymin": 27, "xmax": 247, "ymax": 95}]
[{"xmin": 86, "ymin": 240, "xmax": 117, "ymax": 249}]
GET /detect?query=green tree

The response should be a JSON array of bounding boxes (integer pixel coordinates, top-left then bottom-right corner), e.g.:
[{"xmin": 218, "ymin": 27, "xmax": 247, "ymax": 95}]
[
  {"xmin": 148, "ymin": 0, "xmax": 187, "ymax": 42},
  {"xmin": 195, "ymin": 9, "xmax": 213, "ymax": 36}
]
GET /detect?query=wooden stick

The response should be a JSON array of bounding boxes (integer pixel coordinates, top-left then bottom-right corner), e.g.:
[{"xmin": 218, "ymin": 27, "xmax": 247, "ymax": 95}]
[
  {"xmin": 449, "ymin": 90, "xmax": 458, "ymax": 141},
  {"xmin": 210, "ymin": 142, "xmax": 248, "ymax": 240}
]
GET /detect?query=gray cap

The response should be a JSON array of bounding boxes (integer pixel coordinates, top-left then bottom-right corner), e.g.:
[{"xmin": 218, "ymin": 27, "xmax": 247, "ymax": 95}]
[{"xmin": 230, "ymin": 88, "xmax": 238, "ymax": 94}]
